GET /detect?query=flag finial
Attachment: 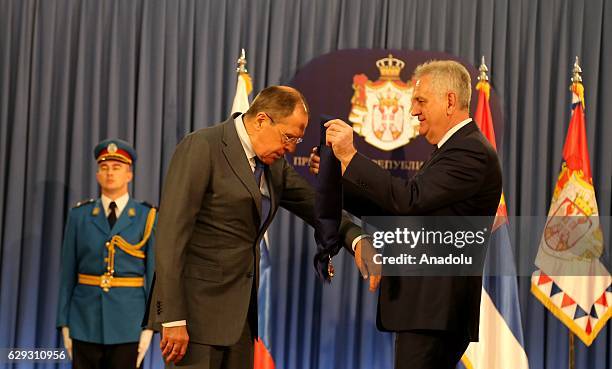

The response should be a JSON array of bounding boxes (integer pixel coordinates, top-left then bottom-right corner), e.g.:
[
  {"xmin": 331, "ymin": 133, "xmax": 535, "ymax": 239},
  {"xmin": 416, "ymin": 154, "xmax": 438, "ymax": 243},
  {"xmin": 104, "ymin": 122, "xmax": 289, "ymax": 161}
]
[
  {"xmin": 571, "ymin": 56, "xmax": 582, "ymax": 84},
  {"xmin": 478, "ymin": 56, "xmax": 489, "ymax": 82},
  {"xmin": 236, "ymin": 48, "xmax": 248, "ymax": 74}
]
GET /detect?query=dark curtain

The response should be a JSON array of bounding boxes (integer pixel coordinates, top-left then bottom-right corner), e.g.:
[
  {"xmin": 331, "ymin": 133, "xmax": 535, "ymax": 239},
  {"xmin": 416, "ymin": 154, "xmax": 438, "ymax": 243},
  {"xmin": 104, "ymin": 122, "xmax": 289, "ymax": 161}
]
[{"xmin": 0, "ymin": 1, "xmax": 610, "ymax": 368}]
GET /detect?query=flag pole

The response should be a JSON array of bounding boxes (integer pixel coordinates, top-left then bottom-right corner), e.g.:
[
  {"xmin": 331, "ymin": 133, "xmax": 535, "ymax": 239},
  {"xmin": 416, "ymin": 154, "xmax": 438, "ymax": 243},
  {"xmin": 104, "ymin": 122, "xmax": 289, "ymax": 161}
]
[
  {"xmin": 478, "ymin": 56, "xmax": 489, "ymax": 83},
  {"xmin": 571, "ymin": 56, "xmax": 582, "ymax": 84},
  {"xmin": 567, "ymin": 55, "xmax": 581, "ymax": 369},
  {"xmin": 236, "ymin": 48, "xmax": 248, "ymax": 74},
  {"xmin": 231, "ymin": 48, "xmax": 252, "ymax": 115}
]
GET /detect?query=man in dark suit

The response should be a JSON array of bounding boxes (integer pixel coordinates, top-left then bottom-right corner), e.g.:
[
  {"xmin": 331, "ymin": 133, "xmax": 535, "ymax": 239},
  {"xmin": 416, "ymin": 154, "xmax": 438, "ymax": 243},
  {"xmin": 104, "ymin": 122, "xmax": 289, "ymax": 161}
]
[
  {"xmin": 312, "ymin": 60, "xmax": 502, "ymax": 369},
  {"xmin": 150, "ymin": 86, "xmax": 361, "ymax": 369}
]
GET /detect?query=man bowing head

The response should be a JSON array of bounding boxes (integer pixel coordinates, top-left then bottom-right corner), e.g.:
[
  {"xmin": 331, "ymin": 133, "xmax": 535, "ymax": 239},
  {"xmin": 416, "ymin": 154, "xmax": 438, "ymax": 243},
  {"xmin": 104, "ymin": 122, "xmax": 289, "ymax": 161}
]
[{"xmin": 151, "ymin": 86, "xmax": 362, "ymax": 369}]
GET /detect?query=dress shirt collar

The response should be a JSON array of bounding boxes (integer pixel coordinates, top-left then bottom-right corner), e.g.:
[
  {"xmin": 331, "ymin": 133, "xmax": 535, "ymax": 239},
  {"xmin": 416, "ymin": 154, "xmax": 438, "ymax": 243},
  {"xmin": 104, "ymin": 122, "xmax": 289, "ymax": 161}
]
[
  {"xmin": 437, "ymin": 118, "xmax": 472, "ymax": 148},
  {"xmin": 101, "ymin": 192, "xmax": 129, "ymax": 217},
  {"xmin": 234, "ymin": 114, "xmax": 257, "ymax": 163},
  {"xmin": 234, "ymin": 114, "xmax": 270, "ymax": 197}
]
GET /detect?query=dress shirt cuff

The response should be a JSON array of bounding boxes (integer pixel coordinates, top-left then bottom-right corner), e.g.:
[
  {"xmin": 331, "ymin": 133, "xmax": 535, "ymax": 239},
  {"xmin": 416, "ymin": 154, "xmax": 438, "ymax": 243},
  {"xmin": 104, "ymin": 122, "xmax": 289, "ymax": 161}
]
[
  {"xmin": 162, "ymin": 320, "xmax": 187, "ymax": 327},
  {"xmin": 351, "ymin": 235, "xmax": 372, "ymax": 251}
]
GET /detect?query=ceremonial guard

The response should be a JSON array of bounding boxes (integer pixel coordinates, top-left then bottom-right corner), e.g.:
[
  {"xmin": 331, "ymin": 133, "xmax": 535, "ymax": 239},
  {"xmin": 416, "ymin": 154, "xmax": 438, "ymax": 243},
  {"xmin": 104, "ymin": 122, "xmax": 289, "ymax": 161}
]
[{"xmin": 56, "ymin": 139, "xmax": 156, "ymax": 369}]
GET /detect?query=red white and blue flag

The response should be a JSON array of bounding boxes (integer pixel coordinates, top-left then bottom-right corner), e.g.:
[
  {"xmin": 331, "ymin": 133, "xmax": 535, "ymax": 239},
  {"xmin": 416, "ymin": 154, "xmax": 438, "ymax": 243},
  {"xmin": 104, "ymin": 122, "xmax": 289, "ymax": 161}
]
[
  {"xmin": 462, "ymin": 67, "xmax": 529, "ymax": 369},
  {"xmin": 230, "ymin": 50, "xmax": 276, "ymax": 369},
  {"xmin": 255, "ymin": 238, "xmax": 275, "ymax": 369}
]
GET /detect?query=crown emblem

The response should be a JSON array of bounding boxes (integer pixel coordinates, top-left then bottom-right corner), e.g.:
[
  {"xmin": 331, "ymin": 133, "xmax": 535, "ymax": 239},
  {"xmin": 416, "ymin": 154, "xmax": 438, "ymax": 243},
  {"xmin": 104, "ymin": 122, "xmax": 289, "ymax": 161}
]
[
  {"xmin": 571, "ymin": 192, "xmax": 594, "ymax": 216},
  {"xmin": 349, "ymin": 54, "xmax": 419, "ymax": 151},
  {"xmin": 377, "ymin": 91, "xmax": 400, "ymax": 109},
  {"xmin": 376, "ymin": 54, "xmax": 405, "ymax": 80}
]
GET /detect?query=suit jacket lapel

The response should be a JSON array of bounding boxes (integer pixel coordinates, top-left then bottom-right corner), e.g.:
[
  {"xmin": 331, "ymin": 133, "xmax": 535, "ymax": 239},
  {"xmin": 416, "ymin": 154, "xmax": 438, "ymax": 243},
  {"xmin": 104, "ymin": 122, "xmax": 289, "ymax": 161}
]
[
  {"xmin": 419, "ymin": 146, "xmax": 440, "ymax": 172},
  {"xmin": 445, "ymin": 120, "xmax": 477, "ymax": 144},
  {"xmin": 221, "ymin": 115, "xmax": 263, "ymax": 217},
  {"xmin": 418, "ymin": 120, "xmax": 478, "ymax": 173},
  {"xmin": 111, "ymin": 198, "xmax": 135, "ymax": 236},
  {"xmin": 91, "ymin": 199, "xmax": 110, "ymax": 234}
]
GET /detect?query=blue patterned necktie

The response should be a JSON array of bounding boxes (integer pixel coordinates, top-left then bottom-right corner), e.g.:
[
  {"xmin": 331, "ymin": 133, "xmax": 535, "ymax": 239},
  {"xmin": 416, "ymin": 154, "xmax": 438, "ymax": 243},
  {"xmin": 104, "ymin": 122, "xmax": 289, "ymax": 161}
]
[
  {"xmin": 253, "ymin": 157, "xmax": 265, "ymax": 188},
  {"xmin": 253, "ymin": 158, "xmax": 271, "ymax": 344},
  {"xmin": 253, "ymin": 157, "xmax": 270, "ymax": 227}
]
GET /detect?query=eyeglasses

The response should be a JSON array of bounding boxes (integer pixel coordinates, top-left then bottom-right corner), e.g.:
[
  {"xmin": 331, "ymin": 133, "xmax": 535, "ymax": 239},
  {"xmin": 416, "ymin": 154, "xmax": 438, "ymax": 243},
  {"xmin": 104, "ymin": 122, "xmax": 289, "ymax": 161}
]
[
  {"xmin": 265, "ymin": 113, "xmax": 304, "ymax": 145},
  {"xmin": 278, "ymin": 127, "xmax": 303, "ymax": 145}
]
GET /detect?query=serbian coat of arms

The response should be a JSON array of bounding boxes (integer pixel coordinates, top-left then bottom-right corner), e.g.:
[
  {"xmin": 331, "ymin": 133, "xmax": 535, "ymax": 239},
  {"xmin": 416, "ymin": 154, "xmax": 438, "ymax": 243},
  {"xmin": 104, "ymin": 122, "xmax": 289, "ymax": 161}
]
[{"xmin": 348, "ymin": 54, "xmax": 420, "ymax": 151}]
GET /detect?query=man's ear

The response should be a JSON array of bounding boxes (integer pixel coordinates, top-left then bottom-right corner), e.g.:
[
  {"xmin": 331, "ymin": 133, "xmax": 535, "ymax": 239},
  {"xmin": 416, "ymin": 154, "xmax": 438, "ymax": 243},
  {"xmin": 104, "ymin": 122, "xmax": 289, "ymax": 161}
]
[
  {"xmin": 446, "ymin": 92, "xmax": 457, "ymax": 115},
  {"xmin": 254, "ymin": 112, "xmax": 267, "ymax": 129}
]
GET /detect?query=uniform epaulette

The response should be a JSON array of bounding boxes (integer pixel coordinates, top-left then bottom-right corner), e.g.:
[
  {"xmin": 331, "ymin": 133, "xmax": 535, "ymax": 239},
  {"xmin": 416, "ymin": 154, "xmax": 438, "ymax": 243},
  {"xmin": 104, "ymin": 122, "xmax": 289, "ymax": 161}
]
[
  {"xmin": 73, "ymin": 198, "xmax": 95, "ymax": 208},
  {"xmin": 141, "ymin": 201, "xmax": 157, "ymax": 210}
]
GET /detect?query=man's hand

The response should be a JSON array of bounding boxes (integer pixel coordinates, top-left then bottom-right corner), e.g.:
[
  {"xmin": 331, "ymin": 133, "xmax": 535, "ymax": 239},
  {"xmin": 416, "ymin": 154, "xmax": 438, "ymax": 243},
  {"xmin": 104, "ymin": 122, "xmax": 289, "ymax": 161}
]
[
  {"xmin": 355, "ymin": 238, "xmax": 382, "ymax": 292},
  {"xmin": 324, "ymin": 119, "xmax": 357, "ymax": 171},
  {"xmin": 160, "ymin": 326, "xmax": 189, "ymax": 364},
  {"xmin": 308, "ymin": 147, "xmax": 320, "ymax": 175},
  {"xmin": 61, "ymin": 326, "xmax": 72, "ymax": 360},
  {"xmin": 136, "ymin": 329, "xmax": 154, "ymax": 368}
]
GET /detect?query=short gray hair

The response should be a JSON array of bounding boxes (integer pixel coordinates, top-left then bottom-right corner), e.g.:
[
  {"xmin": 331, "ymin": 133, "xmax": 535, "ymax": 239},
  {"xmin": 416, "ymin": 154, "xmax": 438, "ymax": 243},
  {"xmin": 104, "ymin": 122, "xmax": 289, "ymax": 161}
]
[
  {"xmin": 244, "ymin": 86, "xmax": 309, "ymax": 121},
  {"xmin": 413, "ymin": 60, "xmax": 471, "ymax": 110}
]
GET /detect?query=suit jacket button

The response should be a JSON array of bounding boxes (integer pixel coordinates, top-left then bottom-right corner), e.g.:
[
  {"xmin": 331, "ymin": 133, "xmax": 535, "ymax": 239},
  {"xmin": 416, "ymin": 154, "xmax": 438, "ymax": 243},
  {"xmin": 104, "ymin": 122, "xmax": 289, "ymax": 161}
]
[{"xmin": 246, "ymin": 272, "xmax": 253, "ymax": 278}]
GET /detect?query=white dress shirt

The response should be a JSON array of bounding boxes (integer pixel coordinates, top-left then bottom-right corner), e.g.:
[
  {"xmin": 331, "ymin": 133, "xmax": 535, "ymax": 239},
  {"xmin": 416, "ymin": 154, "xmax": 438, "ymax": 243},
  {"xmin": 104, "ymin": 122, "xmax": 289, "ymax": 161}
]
[
  {"xmin": 101, "ymin": 193, "xmax": 129, "ymax": 218},
  {"xmin": 234, "ymin": 114, "xmax": 270, "ymax": 197}
]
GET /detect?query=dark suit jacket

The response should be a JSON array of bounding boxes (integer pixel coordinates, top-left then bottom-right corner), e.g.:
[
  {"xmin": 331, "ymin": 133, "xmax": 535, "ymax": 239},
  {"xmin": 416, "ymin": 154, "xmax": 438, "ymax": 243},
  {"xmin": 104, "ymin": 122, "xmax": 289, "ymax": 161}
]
[
  {"xmin": 342, "ymin": 120, "xmax": 502, "ymax": 341},
  {"xmin": 149, "ymin": 114, "xmax": 360, "ymax": 346}
]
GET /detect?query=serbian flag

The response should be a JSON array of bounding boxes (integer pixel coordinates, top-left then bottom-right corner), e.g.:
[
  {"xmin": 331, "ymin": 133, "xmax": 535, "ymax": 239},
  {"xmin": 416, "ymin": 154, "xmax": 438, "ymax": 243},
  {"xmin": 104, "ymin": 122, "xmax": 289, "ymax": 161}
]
[
  {"xmin": 461, "ymin": 72, "xmax": 529, "ymax": 369},
  {"xmin": 531, "ymin": 69, "xmax": 611, "ymax": 346}
]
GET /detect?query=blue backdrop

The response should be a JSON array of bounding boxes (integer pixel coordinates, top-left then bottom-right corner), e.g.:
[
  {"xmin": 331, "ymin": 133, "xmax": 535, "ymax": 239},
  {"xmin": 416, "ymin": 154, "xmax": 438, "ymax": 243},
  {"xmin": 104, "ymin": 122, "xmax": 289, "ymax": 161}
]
[{"xmin": 0, "ymin": 1, "xmax": 610, "ymax": 369}]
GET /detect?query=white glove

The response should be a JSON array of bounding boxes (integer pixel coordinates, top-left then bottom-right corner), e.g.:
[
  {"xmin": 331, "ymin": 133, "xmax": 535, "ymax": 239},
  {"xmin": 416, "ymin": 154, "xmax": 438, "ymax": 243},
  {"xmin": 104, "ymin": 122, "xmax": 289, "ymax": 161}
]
[
  {"xmin": 61, "ymin": 326, "xmax": 72, "ymax": 360},
  {"xmin": 136, "ymin": 329, "xmax": 154, "ymax": 368}
]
